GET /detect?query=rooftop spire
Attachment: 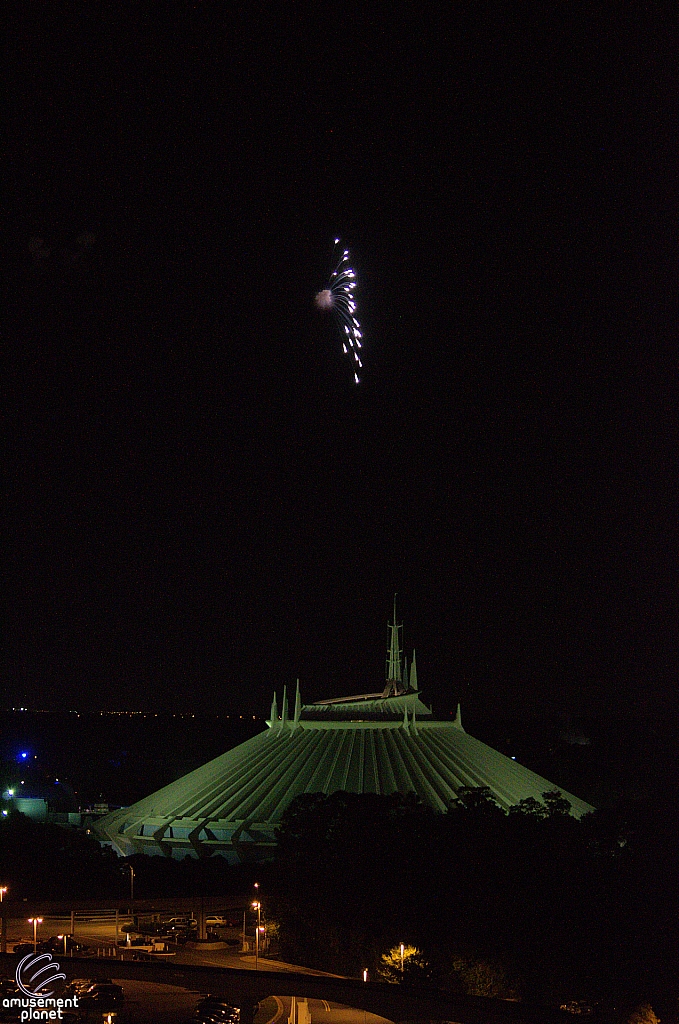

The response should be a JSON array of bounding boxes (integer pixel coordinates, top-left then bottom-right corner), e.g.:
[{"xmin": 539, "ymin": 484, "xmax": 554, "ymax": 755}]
[
  {"xmin": 292, "ymin": 679, "xmax": 302, "ymax": 728},
  {"xmin": 386, "ymin": 594, "xmax": 402, "ymax": 684},
  {"xmin": 269, "ymin": 691, "xmax": 279, "ymax": 732}
]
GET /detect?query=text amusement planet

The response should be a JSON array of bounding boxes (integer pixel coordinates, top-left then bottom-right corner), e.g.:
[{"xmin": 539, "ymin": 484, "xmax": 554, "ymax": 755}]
[{"xmin": 3, "ymin": 953, "xmax": 78, "ymax": 1020}]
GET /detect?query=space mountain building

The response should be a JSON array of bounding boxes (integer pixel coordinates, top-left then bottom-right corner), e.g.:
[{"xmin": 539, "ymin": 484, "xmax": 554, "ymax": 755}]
[{"xmin": 96, "ymin": 606, "xmax": 594, "ymax": 862}]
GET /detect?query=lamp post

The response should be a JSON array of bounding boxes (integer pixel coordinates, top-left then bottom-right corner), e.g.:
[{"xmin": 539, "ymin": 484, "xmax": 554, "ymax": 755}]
[
  {"xmin": 127, "ymin": 864, "xmax": 135, "ymax": 904},
  {"xmin": 57, "ymin": 934, "xmax": 68, "ymax": 956},
  {"xmin": 251, "ymin": 900, "xmax": 261, "ymax": 970},
  {"xmin": 252, "ymin": 883, "xmax": 262, "ymax": 969},
  {"xmin": 28, "ymin": 917, "xmax": 42, "ymax": 953},
  {"xmin": 0, "ymin": 888, "xmax": 7, "ymax": 955},
  {"xmin": 400, "ymin": 942, "xmax": 405, "ymax": 980}
]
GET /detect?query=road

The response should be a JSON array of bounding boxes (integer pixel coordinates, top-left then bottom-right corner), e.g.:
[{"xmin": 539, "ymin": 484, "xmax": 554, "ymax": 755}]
[
  {"xmin": 103, "ymin": 984, "xmax": 391, "ymax": 1024},
  {"xmin": 305, "ymin": 999, "xmax": 390, "ymax": 1024}
]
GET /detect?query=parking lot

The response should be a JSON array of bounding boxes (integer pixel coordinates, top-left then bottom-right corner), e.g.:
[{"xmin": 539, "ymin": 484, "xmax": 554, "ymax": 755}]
[{"xmin": 4, "ymin": 914, "xmax": 246, "ymax": 959}]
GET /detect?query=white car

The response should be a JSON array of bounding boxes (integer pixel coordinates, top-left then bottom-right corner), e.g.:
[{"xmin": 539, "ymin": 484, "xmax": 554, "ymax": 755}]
[{"xmin": 205, "ymin": 916, "xmax": 228, "ymax": 927}]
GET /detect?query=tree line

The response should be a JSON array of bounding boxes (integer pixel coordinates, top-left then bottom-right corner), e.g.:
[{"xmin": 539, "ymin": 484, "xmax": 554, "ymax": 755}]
[
  {"xmin": 0, "ymin": 785, "xmax": 674, "ymax": 1015},
  {"xmin": 267, "ymin": 787, "xmax": 677, "ymax": 1012}
]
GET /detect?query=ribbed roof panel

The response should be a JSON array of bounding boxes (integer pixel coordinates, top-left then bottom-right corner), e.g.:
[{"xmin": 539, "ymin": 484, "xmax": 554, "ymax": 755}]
[{"xmin": 97, "ymin": 715, "xmax": 594, "ymax": 859}]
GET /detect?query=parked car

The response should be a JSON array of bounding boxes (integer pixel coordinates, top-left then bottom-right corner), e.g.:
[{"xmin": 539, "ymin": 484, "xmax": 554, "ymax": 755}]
[
  {"xmin": 66, "ymin": 978, "xmax": 113, "ymax": 998},
  {"xmin": 166, "ymin": 925, "xmax": 197, "ymax": 942},
  {"xmin": 43, "ymin": 936, "xmax": 90, "ymax": 954},
  {"xmin": 195, "ymin": 998, "xmax": 240, "ymax": 1024},
  {"xmin": 137, "ymin": 921, "xmax": 169, "ymax": 936},
  {"xmin": 205, "ymin": 916, "xmax": 228, "ymax": 927},
  {"xmin": 12, "ymin": 943, "xmax": 34, "ymax": 956},
  {"xmin": 78, "ymin": 983, "xmax": 124, "ymax": 1010}
]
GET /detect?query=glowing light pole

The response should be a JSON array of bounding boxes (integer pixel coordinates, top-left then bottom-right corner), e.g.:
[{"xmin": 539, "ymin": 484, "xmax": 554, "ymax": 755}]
[
  {"xmin": 57, "ymin": 934, "xmax": 68, "ymax": 956},
  {"xmin": 251, "ymin": 898, "xmax": 261, "ymax": 970},
  {"xmin": 0, "ymin": 888, "xmax": 8, "ymax": 956},
  {"xmin": 28, "ymin": 917, "xmax": 42, "ymax": 953},
  {"xmin": 400, "ymin": 942, "xmax": 405, "ymax": 980}
]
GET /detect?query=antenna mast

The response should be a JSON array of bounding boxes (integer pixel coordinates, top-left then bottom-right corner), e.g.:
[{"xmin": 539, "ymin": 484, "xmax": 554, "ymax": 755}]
[{"xmin": 385, "ymin": 594, "xmax": 403, "ymax": 686}]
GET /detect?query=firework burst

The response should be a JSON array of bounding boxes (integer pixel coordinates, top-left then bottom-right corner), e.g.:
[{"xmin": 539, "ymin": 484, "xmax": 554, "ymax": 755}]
[{"xmin": 315, "ymin": 239, "xmax": 362, "ymax": 384}]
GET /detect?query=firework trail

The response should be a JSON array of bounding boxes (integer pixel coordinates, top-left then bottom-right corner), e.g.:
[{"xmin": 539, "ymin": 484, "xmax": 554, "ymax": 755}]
[{"xmin": 315, "ymin": 239, "xmax": 362, "ymax": 384}]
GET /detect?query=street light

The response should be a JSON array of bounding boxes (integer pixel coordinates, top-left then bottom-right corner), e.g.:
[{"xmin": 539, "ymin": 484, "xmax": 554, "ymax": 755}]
[
  {"xmin": 127, "ymin": 864, "xmax": 135, "ymax": 904},
  {"xmin": 251, "ymin": 899, "xmax": 261, "ymax": 970},
  {"xmin": 28, "ymin": 917, "xmax": 42, "ymax": 953},
  {"xmin": 57, "ymin": 934, "xmax": 68, "ymax": 956},
  {"xmin": 400, "ymin": 942, "xmax": 405, "ymax": 980},
  {"xmin": 0, "ymin": 887, "xmax": 7, "ymax": 902}
]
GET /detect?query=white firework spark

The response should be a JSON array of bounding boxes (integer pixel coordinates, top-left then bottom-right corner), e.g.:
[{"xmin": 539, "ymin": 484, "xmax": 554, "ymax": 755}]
[{"xmin": 315, "ymin": 239, "xmax": 362, "ymax": 383}]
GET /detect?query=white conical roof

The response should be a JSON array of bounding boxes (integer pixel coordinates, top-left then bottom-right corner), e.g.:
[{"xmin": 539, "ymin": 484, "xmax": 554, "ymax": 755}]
[{"xmin": 96, "ymin": 686, "xmax": 594, "ymax": 863}]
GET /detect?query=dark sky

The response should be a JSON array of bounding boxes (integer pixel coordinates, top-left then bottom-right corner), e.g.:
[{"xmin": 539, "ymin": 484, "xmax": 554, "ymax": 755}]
[{"xmin": 4, "ymin": 6, "xmax": 676, "ymax": 720}]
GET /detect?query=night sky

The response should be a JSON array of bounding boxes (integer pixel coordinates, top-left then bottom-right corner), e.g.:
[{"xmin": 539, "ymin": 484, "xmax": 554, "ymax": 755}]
[{"xmin": 4, "ymin": 7, "xmax": 676, "ymax": 720}]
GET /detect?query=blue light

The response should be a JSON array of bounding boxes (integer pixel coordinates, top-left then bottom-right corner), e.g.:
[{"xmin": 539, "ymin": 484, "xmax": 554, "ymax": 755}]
[{"xmin": 20, "ymin": 752, "xmax": 28, "ymax": 760}]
